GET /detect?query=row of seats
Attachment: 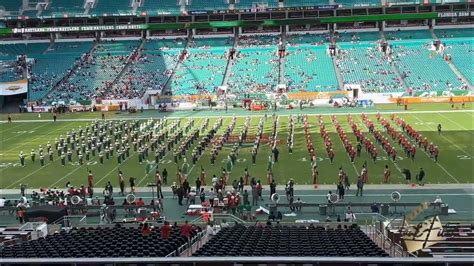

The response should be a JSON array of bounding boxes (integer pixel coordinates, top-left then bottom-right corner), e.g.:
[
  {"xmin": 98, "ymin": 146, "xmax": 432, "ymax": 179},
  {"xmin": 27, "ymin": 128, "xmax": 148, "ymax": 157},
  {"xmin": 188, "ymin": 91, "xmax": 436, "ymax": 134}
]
[
  {"xmin": 443, "ymin": 40, "xmax": 473, "ymax": 85},
  {"xmin": 435, "ymin": 28, "xmax": 474, "ymax": 39},
  {"xmin": 41, "ymin": 0, "xmax": 85, "ymax": 17},
  {"xmin": 335, "ymin": 31, "xmax": 383, "ymax": 43},
  {"xmin": 391, "ymin": 41, "xmax": 464, "ymax": 91},
  {"xmin": 170, "ymin": 37, "xmax": 233, "ymax": 95},
  {"xmin": 48, "ymin": 40, "xmax": 140, "ymax": 102},
  {"xmin": 0, "ymin": 226, "xmax": 198, "ymax": 258},
  {"xmin": 228, "ymin": 47, "xmax": 279, "ymax": 93},
  {"xmin": 112, "ymin": 38, "xmax": 184, "ymax": 98},
  {"xmin": 286, "ymin": 33, "xmax": 330, "ymax": 46},
  {"xmin": 335, "ymin": 43, "xmax": 403, "ymax": 92},
  {"xmin": 385, "ymin": 30, "xmax": 434, "ymax": 41},
  {"xmin": 285, "ymin": 46, "xmax": 338, "ymax": 92},
  {"xmin": 29, "ymin": 42, "xmax": 94, "ymax": 101},
  {"xmin": 0, "ymin": 60, "xmax": 22, "ymax": 82},
  {"xmin": 194, "ymin": 224, "xmax": 389, "ymax": 257},
  {"xmin": 5, "ymin": 0, "xmax": 432, "ymax": 15}
]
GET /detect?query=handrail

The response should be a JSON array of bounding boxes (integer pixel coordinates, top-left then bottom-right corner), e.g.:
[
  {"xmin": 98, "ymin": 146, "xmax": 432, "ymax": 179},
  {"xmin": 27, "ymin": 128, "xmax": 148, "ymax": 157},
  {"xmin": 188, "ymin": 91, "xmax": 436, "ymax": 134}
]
[
  {"xmin": 1, "ymin": 256, "xmax": 473, "ymax": 264},
  {"xmin": 190, "ymin": 213, "xmax": 246, "ymax": 225}
]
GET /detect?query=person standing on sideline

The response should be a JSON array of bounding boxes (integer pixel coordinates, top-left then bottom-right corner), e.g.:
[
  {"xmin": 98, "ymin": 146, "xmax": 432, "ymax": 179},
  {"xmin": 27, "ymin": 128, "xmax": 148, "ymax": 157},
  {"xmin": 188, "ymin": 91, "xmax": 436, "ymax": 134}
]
[
  {"xmin": 384, "ymin": 165, "xmax": 391, "ymax": 183},
  {"xmin": 269, "ymin": 180, "xmax": 276, "ymax": 199},
  {"xmin": 417, "ymin": 167, "xmax": 425, "ymax": 186},
  {"xmin": 118, "ymin": 171, "xmax": 125, "ymax": 196},
  {"xmin": 155, "ymin": 171, "xmax": 163, "ymax": 199},
  {"xmin": 7, "ymin": 113, "xmax": 12, "ymax": 123},
  {"xmin": 356, "ymin": 176, "xmax": 364, "ymax": 196},
  {"xmin": 437, "ymin": 124, "xmax": 442, "ymax": 135},
  {"xmin": 337, "ymin": 182, "xmax": 345, "ymax": 200}
]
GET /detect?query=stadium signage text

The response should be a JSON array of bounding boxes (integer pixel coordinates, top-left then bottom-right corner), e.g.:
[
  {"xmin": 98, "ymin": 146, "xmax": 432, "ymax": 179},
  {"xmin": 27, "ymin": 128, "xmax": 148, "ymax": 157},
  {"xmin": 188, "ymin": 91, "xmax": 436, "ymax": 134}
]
[
  {"xmin": 437, "ymin": 11, "xmax": 473, "ymax": 18},
  {"xmin": 12, "ymin": 24, "xmax": 146, "ymax": 33}
]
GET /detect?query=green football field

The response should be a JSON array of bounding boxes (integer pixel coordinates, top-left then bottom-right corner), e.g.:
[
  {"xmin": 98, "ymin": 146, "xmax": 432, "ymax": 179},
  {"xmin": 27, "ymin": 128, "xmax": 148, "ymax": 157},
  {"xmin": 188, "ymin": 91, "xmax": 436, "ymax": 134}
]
[{"xmin": 0, "ymin": 103, "xmax": 473, "ymax": 190}]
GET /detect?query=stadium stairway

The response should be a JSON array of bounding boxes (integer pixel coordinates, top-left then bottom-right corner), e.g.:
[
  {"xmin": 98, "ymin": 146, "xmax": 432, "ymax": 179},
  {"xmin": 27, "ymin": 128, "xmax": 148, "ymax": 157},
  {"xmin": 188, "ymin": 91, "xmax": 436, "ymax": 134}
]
[
  {"xmin": 332, "ymin": 55, "xmax": 345, "ymax": 90},
  {"xmin": 431, "ymin": 31, "xmax": 473, "ymax": 89},
  {"xmin": 43, "ymin": 41, "xmax": 99, "ymax": 101},
  {"xmin": 162, "ymin": 38, "xmax": 190, "ymax": 96},
  {"xmin": 221, "ymin": 33, "xmax": 238, "ymax": 87},
  {"xmin": 106, "ymin": 38, "xmax": 146, "ymax": 93},
  {"xmin": 387, "ymin": 52, "xmax": 409, "ymax": 91}
]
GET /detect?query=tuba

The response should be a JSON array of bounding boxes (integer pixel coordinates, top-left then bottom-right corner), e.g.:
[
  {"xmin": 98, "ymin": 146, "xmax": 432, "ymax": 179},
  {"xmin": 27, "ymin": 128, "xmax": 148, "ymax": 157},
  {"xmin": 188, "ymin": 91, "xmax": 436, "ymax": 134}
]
[
  {"xmin": 126, "ymin": 193, "xmax": 136, "ymax": 204},
  {"xmin": 19, "ymin": 196, "xmax": 28, "ymax": 205},
  {"xmin": 329, "ymin": 193, "xmax": 339, "ymax": 204},
  {"xmin": 71, "ymin": 195, "xmax": 82, "ymax": 205},
  {"xmin": 391, "ymin": 191, "xmax": 401, "ymax": 202},
  {"xmin": 270, "ymin": 193, "xmax": 280, "ymax": 203}
]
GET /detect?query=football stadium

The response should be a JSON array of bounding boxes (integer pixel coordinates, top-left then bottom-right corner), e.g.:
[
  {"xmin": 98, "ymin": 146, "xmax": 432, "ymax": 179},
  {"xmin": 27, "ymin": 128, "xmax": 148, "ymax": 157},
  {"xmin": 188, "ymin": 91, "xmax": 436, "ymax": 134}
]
[{"xmin": 0, "ymin": 0, "xmax": 473, "ymax": 265}]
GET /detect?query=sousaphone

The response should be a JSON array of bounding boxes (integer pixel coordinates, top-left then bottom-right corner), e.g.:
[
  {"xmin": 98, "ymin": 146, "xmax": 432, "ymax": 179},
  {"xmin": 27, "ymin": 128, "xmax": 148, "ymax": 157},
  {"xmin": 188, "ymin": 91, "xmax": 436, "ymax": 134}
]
[{"xmin": 126, "ymin": 193, "xmax": 136, "ymax": 204}]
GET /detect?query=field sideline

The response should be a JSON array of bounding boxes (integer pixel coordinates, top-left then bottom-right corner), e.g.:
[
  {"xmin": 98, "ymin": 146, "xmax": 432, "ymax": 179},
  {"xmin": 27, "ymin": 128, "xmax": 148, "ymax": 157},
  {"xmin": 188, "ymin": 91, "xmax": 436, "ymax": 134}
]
[{"xmin": 0, "ymin": 104, "xmax": 473, "ymax": 190}]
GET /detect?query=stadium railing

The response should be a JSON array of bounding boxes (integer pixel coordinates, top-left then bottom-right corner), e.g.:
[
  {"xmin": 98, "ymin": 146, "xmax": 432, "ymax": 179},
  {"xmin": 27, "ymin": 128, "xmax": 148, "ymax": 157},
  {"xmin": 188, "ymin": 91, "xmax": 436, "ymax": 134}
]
[{"xmin": 1, "ymin": 256, "xmax": 472, "ymax": 264}]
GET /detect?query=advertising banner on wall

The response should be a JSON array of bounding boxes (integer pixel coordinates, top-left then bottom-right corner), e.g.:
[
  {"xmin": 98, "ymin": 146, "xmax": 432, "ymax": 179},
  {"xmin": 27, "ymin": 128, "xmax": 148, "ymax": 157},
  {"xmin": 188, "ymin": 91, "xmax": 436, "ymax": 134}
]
[{"xmin": 0, "ymin": 79, "xmax": 28, "ymax": 96}]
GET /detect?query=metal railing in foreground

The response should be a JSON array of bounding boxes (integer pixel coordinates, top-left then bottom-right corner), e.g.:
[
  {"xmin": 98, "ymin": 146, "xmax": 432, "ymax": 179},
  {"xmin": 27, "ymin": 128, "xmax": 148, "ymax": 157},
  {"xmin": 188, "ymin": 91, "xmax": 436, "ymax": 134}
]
[
  {"xmin": 1, "ymin": 256, "xmax": 473, "ymax": 265},
  {"xmin": 357, "ymin": 212, "xmax": 413, "ymax": 258}
]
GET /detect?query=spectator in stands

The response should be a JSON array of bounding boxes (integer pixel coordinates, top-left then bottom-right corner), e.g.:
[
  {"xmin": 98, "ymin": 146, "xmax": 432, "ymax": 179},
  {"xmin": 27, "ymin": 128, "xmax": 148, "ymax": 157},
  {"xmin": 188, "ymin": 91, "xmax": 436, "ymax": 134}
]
[
  {"xmin": 345, "ymin": 210, "xmax": 356, "ymax": 223},
  {"xmin": 141, "ymin": 223, "xmax": 152, "ymax": 237},
  {"xmin": 187, "ymin": 189, "xmax": 196, "ymax": 205},
  {"xmin": 136, "ymin": 197, "xmax": 145, "ymax": 206},
  {"xmin": 160, "ymin": 221, "xmax": 172, "ymax": 240},
  {"xmin": 181, "ymin": 220, "xmax": 193, "ymax": 241},
  {"xmin": 177, "ymin": 186, "xmax": 185, "ymax": 206},
  {"xmin": 17, "ymin": 207, "xmax": 25, "ymax": 224},
  {"xmin": 371, "ymin": 203, "xmax": 379, "ymax": 213},
  {"xmin": 433, "ymin": 196, "xmax": 443, "ymax": 209},
  {"xmin": 337, "ymin": 182, "xmax": 345, "ymax": 200},
  {"xmin": 206, "ymin": 222, "xmax": 217, "ymax": 239}
]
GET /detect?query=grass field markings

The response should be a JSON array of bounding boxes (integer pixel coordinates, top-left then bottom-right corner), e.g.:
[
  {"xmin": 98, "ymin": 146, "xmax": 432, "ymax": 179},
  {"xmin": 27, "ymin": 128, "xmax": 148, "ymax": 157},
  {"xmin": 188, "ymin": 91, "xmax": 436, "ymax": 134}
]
[
  {"xmin": 410, "ymin": 114, "xmax": 473, "ymax": 157},
  {"xmin": 0, "ymin": 123, "xmax": 51, "ymax": 143},
  {"xmin": 49, "ymin": 163, "xmax": 89, "ymax": 188},
  {"xmin": 55, "ymin": 119, "xmax": 183, "ymax": 188},
  {"xmin": 0, "ymin": 123, "xmax": 27, "ymax": 133},
  {"xmin": 436, "ymin": 112, "xmax": 473, "ymax": 133},
  {"xmin": 354, "ymin": 115, "xmax": 404, "ymax": 176},
  {"xmin": 2, "ymin": 122, "xmax": 79, "ymax": 154},
  {"xmin": 5, "ymin": 161, "xmax": 55, "ymax": 189},
  {"xmin": 93, "ymin": 151, "xmax": 139, "ymax": 188},
  {"xmin": 393, "ymin": 115, "xmax": 461, "ymax": 184},
  {"xmin": 2, "ymin": 109, "xmax": 473, "ymax": 124},
  {"xmin": 0, "ymin": 122, "xmax": 82, "ymax": 174}
]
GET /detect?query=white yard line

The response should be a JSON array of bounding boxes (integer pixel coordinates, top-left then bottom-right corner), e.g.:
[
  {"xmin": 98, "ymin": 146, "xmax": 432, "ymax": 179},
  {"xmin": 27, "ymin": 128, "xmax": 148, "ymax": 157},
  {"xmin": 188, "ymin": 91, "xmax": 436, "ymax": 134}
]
[
  {"xmin": 49, "ymin": 164, "xmax": 89, "ymax": 188},
  {"xmin": 411, "ymin": 114, "xmax": 473, "ymax": 157},
  {"xmin": 397, "ymin": 115, "xmax": 461, "ymax": 184},
  {"xmin": 1, "ymin": 109, "xmax": 473, "ymax": 124},
  {"xmin": 5, "ymin": 161, "xmax": 54, "ymax": 189},
  {"xmin": 436, "ymin": 112, "xmax": 473, "ymax": 134},
  {"xmin": 0, "ymin": 123, "xmax": 26, "ymax": 133},
  {"xmin": 1, "ymin": 123, "xmax": 50, "ymax": 143},
  {"xmin": 3, "ymin": 122, "xmax": 79, "ymax": 153}
]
